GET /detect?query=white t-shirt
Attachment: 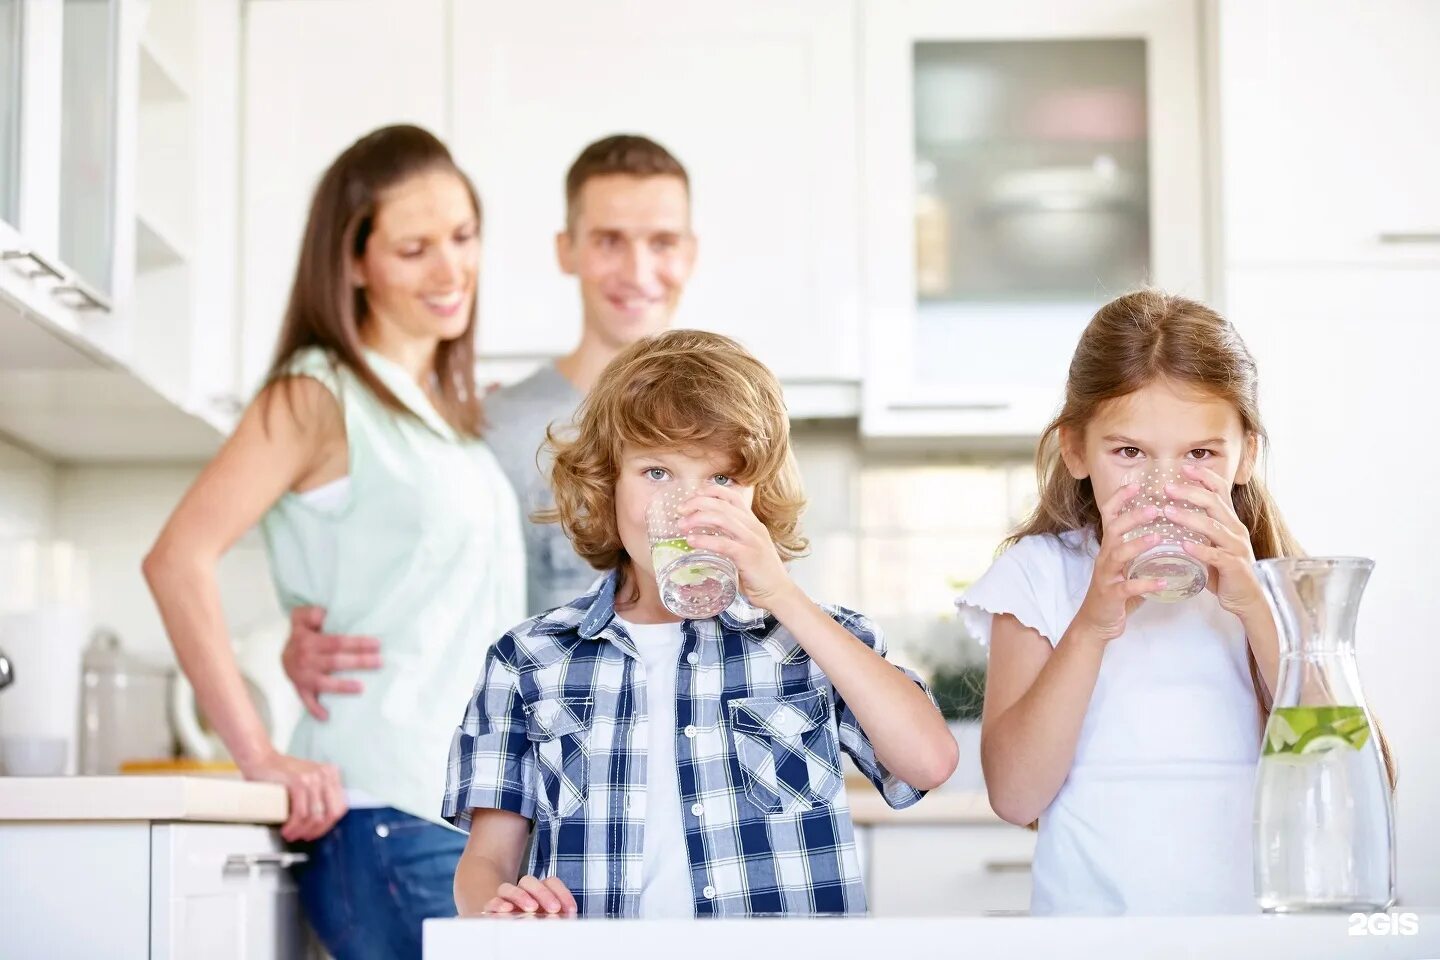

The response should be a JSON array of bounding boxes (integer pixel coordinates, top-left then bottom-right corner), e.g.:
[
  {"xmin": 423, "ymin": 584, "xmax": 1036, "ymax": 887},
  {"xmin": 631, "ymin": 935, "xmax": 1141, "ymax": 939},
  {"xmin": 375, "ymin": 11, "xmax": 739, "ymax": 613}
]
[
  {"xmin": 958, "ymin": 529, "xmax": 1261, "ymax": 916},
  {"xmin": 615, "ymin": 616, "xmax": 694, "ymax": 918}
]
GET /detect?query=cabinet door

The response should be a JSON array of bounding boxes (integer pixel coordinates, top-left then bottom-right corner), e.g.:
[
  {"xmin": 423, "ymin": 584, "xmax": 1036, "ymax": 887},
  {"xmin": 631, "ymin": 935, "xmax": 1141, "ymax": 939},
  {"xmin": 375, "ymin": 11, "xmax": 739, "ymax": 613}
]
[
  {"xmin": 150, "ymin": 823, "xmax": 305, "ymax": 960},
  {"xmin": 1215, "ymin": 0, "xmax": 1440, "ymax": 265},
  {"xmin": 860, "ymin": 0, "xmax": 1206, "ymax": 437},
  {"xmin": 240, "ymin": 0, "xmax": 448, "ymax": 394},
  {"xmin": 449, "ymin": 0, "xmax": 861, "ymax": 382},
  {"xmin": 865, "ymin": 823, "xmax": 1035, "ymax": 916}
]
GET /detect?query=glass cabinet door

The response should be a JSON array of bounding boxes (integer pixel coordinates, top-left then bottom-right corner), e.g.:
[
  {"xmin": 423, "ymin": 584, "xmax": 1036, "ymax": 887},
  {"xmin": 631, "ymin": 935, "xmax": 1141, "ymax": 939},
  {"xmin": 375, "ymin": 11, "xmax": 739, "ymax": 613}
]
[
  {"xmin": 59, "ymin": 0, "xmax": 118, "ymax": 297},
  {"xmin": 0, "ymin": 0, "xmax": 21, "ymax": 229},
  {"xmin": 913, "ymin": 39, "xmax": 1150, "ymax": 304}
]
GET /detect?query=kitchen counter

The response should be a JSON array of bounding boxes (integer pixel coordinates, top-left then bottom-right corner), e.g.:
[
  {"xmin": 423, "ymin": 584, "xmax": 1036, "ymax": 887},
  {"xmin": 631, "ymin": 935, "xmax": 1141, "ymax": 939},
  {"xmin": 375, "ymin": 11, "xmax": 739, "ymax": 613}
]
[
  {"xmin": 425, "ymin": 914, "xmax": 1440, "ymax": 960},
  {"xmin": 849, "ymin": 787, "xmax": 1001, "ymax": 825},
  {"xmin": 0, "ymin": 775, "xmax": 287, "ymax": 823}
]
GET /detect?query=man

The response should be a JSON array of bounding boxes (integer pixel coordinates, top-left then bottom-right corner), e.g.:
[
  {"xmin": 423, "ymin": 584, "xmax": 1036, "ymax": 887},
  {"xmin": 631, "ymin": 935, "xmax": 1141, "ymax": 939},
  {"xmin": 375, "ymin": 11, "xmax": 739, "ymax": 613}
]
[{"xmin": 283, "ymin": 134, "xmax": 697, "ymax": 719}]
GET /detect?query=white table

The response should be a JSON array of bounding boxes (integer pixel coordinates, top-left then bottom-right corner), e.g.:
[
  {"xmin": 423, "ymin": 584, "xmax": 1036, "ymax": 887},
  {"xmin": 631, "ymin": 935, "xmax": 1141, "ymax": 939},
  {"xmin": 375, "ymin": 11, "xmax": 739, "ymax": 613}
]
[{"xmin": 425, "ymin": 914, "xmax": 1440, "ymax": 960}]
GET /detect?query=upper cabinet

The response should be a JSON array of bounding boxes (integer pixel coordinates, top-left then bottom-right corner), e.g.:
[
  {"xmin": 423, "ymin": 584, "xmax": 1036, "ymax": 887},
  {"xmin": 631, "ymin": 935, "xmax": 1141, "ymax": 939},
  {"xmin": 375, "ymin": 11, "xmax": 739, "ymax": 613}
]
[
  {"xmin": 859, "ymin": 0, "xmax": 1208, "ymax": 438},
  {"xmin": 448, "ymin": 0, "xmax": 862, "ymax": 384},
  {"xmin": 1213, "ymin": 0, "xmax": 1440, "ymax": 265},
  {"xmin": 0, "ymin": 0, "xmax": 239, "ymax": 462}
]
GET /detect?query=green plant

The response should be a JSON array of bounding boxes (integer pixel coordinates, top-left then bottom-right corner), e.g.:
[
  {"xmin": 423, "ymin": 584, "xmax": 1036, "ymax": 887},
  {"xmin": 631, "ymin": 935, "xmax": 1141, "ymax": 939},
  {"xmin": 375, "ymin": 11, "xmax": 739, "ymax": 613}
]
[{"xmin": 930, "ymin": 662, "xmax": 986, "ymax": 722}]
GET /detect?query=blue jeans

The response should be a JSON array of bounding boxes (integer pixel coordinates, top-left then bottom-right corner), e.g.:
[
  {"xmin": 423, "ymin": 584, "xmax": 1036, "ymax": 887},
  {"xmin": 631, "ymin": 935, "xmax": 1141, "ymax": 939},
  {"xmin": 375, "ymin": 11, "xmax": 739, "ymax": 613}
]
[{"xmin": 291, "ymin": 807, "xmax": 466, "ymax": 960}]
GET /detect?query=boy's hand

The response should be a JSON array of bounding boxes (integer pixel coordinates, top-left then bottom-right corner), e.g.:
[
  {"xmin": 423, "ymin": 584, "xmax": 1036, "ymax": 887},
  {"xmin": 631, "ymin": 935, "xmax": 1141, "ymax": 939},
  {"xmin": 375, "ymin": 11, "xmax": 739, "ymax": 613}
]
[
  {"xmin": 483, "ymin": 875, "xmax": 577, "ymax": 916},
  {"xmin": 282, "ymin": 605, "xmax": 382, "ymax": 721},
  {"xmin": 678, "ymin": 484, "xmax": 794, "ymax": 606}
]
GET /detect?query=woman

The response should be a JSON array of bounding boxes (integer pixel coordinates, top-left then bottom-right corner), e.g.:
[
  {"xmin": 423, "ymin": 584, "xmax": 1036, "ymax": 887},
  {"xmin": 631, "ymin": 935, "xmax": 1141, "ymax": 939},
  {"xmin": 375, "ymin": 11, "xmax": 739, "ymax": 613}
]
[{"xmin": 143, "ymin": 125, "xmax": 523, "ymax": 959}]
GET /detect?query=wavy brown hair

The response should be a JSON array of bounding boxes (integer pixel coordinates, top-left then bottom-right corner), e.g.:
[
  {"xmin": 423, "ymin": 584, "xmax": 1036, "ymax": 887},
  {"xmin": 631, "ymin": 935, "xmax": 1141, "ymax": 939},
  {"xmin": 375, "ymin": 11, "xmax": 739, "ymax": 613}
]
[
  {"xmin": 1010, "ymin": 289, "xmax": 1395, "ymax": 787},
  {"xmin": 266, "ymin": 124, "xmax": 484, "ymax": 437},
  {"xmin": 539, "ymin": 330, "xmax": 808, "ymax": 590}
]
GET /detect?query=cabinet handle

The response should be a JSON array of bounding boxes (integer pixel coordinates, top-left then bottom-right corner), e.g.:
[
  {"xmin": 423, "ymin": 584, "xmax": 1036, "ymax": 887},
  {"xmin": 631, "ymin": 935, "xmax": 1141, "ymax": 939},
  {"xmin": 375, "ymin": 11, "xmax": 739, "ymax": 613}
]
[
  {"xmin": 225, "ymin": 851, "xmax": 309, "ymax": 871},
  {"xmin": 51, "ymin": 281, "xmax": 111, "ymax": 312},
  {"xmin": 983, "ymin": 859, "xmax": 1032, "ymax": 874},
  {"xmin": 1, "ymin": 248, "xmax": 66, "ymax": 281},
  {"xmin": 209, "ymin": 393, "xmax": 244, "ymax": 416},
  {"xmin": 1378, "ymin": 232, "xmax": 1440, "ymax": 244}
]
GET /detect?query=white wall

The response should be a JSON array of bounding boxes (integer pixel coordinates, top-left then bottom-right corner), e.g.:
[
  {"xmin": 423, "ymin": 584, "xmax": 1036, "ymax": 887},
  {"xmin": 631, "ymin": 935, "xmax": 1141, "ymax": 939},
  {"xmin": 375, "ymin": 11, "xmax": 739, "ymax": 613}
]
[{"xmin": 0, "ymin": 439, "xmax": 56, "ymax": 540}]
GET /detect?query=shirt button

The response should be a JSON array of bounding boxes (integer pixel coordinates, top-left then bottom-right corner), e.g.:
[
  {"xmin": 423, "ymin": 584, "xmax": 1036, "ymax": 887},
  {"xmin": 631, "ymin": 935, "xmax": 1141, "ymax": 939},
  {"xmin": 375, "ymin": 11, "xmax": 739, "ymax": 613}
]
[
  {"xmin": 703, "ymin": 885, "xmax": 716, "ymax": 900},
  {"xmin": 691, "ymin": 802, "xmax": 704, "ymax": 817},
  {"xmin": 375, "ymin": 824, "xmax": 390, "ymax": 838},
  {"xmin": 684, "ymin": 725, "xmax": 697, "ymax": 738},
  {"xmin": 686, "ymin": 652, "xmax": 699, "ymax": 665}
]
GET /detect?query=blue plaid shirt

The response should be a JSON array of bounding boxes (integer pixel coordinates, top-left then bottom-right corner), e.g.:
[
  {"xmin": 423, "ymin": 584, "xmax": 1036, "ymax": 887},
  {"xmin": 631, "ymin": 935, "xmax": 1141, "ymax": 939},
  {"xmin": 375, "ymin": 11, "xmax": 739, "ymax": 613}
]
[{"xmin": 442, "ymin": 570, "xmax": 930, "ymax": 917}]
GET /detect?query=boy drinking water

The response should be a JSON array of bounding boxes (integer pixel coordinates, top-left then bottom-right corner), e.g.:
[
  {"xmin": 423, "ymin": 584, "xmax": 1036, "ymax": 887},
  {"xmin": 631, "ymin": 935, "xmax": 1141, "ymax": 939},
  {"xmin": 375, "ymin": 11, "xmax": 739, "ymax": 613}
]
[{"xmin": 443, "ymin": 330, "xmax": 956, "ymax": 917}]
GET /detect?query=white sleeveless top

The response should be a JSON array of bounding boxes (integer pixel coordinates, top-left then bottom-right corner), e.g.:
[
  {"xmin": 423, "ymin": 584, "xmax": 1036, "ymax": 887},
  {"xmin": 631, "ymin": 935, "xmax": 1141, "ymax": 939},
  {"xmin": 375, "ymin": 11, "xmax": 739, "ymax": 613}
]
[{"xmin": 959, "ymin": 530, "xmax": 1261, "ymax": 916}]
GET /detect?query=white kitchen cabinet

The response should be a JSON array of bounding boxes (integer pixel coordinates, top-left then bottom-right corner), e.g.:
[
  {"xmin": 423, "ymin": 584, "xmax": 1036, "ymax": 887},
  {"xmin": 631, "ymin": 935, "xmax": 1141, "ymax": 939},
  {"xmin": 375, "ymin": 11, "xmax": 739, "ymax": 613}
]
[
  {"xmin": 859, "ymin": 0, "xmax": 1208, "ymax": 438},
  {"xmin": 862, "ymin": 822, "xmax": 1035, "ymax": 916},
  {"xmin": 240, "ymin": 0, "xmax": 449, "ymax": 395},
  {"xmin": 448, "ymin": 0, "xmax": 861, "ymax": 384},
  {"xmin": 1213, "ymin": 0, "xmax": 1440, "ymax": 266},
  {"xmin": 0, "ymin": 820, "xmax": 303, "ymax": 959}
]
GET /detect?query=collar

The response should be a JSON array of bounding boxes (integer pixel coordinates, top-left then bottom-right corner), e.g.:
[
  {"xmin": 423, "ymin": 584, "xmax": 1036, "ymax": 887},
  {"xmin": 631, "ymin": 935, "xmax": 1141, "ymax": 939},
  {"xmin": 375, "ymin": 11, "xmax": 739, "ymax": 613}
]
[{"xmin": 532, "ymin": 569, "xmax": 799, "ymax": 659}]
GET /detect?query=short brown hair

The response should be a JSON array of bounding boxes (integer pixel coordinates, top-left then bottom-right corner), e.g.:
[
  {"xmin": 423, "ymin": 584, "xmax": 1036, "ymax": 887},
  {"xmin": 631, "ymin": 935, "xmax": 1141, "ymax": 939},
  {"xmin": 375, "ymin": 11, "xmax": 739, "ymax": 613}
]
[
  {"xmin": 564, "ymin": 134, "xmax": 689, "ymax": 231},
  {"xmin": 540, "ymin": 330, "xmax": 807, "ymax": 577}
]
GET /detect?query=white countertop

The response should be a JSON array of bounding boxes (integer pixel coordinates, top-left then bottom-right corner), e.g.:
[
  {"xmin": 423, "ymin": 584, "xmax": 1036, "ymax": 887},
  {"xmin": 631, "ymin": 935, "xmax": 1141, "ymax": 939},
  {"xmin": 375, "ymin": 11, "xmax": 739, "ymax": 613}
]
[
  {"xmin": 848, "ymin": 787, "xmax": 1002, "ymax": 826},
  {"xmin": 425, "ymin": 914, "xmax": 1440, "ymax": 960},
  {"xmin": 0, "ymin": 775, "xmax": 287, "ymax": 824}
]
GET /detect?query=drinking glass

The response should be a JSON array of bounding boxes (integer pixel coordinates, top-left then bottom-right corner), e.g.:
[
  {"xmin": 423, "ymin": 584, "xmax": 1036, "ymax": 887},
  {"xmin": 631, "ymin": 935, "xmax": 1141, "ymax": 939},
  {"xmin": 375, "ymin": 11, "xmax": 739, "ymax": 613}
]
[{"xmin": 645, "ymin": 482, "xmax": 739, "ymax": 619}]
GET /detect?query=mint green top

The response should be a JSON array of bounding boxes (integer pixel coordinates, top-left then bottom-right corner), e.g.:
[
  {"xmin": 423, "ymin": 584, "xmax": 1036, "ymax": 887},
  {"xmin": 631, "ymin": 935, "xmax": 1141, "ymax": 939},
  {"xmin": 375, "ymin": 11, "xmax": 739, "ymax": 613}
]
[{"xmin": 260, "ymin": 347, "xmax": 525, "ymax": 823}]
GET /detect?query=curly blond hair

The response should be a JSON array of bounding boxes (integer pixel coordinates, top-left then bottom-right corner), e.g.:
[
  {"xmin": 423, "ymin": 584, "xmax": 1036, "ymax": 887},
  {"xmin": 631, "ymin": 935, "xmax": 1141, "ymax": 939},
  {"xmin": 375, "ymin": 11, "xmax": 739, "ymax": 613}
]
[{"xmin": 538, "ymin": 330, "xmax": 808, "ymax": 578}]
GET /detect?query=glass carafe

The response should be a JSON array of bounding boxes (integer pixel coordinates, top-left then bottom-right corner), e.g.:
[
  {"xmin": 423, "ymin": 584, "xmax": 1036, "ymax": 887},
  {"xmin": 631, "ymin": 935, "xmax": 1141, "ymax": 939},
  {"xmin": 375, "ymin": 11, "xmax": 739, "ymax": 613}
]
[{"xmin": 1254, "ymin": 557, "xmax": 1395, "ymax": 912}]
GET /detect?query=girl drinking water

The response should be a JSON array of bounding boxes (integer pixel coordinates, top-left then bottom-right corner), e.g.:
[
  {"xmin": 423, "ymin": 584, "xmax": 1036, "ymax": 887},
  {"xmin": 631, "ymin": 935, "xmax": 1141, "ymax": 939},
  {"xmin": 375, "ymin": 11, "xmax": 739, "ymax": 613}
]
[{"xmin": 960, "ymin": 290, "xmax": 1296, "ymax": 915}]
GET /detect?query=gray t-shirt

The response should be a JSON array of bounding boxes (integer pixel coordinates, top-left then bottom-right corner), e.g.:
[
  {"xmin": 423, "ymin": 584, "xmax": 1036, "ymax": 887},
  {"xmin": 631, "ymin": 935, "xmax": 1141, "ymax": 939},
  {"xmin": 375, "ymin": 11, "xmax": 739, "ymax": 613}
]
[{"xmin": 484, "ymin": 365, "xmax": 598, "ymax": 616}]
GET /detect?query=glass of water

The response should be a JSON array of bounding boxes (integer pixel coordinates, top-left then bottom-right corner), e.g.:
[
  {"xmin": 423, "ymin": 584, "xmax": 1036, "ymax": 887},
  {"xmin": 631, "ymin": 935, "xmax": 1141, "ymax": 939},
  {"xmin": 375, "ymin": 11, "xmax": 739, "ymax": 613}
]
[
  {"xmin": 645, "ymin": 481, "xmax": 739, "ymax": 619},
  {"xmin": 1119, "ymin": 461, "xmax": 1210, "ymax": 603}
]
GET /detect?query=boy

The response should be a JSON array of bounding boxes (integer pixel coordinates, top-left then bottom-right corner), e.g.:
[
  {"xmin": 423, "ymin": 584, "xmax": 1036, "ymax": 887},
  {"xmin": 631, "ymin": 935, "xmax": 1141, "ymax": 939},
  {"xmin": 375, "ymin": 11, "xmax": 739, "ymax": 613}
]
[{"xmin": 443, "ymin": 330, "xmax": 957, "ymax": 917}]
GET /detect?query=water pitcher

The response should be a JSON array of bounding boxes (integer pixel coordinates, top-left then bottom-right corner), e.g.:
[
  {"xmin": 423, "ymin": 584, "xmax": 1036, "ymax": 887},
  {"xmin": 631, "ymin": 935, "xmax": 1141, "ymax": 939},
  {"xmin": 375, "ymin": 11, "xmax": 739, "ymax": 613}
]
[{"xmin": 1254, "ymin": 557, "xmax": 1395, "ymax": 912}]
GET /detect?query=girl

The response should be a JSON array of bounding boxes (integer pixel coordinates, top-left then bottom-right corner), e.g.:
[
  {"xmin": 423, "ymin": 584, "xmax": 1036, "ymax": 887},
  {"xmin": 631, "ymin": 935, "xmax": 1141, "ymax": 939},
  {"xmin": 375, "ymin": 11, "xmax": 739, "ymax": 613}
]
[
  {"xmin": 960, "ymin": 289, "xmax": 1295, "ymax": 916},
  {"xmin": 144, "ymin": 125, "xmax": 523, "ymax": 958}
]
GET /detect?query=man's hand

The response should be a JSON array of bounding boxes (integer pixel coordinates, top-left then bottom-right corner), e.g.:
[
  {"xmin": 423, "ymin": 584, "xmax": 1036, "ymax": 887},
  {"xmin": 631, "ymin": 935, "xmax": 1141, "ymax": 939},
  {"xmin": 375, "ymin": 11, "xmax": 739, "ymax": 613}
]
[{"xmin": 282, "ymin": 606, "xmax": 381, "ymax": 721}]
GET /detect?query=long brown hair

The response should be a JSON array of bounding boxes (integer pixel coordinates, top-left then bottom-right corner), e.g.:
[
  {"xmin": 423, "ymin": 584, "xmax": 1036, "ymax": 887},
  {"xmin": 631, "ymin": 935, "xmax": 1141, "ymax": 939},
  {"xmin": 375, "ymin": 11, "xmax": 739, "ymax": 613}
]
[
  {"xmin": 1011, "ymin": 290, "xmax": 1396, "ymax": 787},
  {"xmin": 266, "ymin": 124, "xmax": 484, "ymax": 436}
]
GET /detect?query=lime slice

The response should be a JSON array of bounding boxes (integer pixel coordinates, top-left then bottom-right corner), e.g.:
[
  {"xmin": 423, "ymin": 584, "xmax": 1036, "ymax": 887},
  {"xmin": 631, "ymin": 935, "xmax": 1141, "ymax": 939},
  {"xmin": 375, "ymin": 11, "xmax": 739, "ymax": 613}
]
[
  {"xmin": 652, "ymin": 537, "xmax": 692, "ymax": 553},
  {"xmin": 651, "ymin": 538, "xmax": 694, "ymax": 573},
  {"xmin": 1265, "ymin": 714, "xmax": 1301, "ymax": 753},
  {"xmin": 1298, "ymin": 734, "xmax": 1351, "ymax": 755},
  {"xmin": 1331, "ymin": 713, "xmax": 1369, "ymax": 736},
  {"xmin": 1283, "ymin": 708, "xmax": 1320, "ymax": 737},
  {"xmin": 668, "ymin": 563, "xmax": 715, "ymax": 587}
]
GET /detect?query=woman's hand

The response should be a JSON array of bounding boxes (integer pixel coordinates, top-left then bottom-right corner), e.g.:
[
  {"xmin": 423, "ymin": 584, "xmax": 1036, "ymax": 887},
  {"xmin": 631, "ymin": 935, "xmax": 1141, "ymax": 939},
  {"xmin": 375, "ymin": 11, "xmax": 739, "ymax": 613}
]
[
  {"xmin": 282, "ymin": 605, "xmax": 382, "ymax": 721},
  {"xmin": 1072, "ymin": 481, "xmax": 1169, "ymax": 642},
  {"xmin": 677, "ymin": 484, "xmax": 796, "ymax": 607},
  {"xmin": 1165, "ymin": 462, "xmax": 1268, "ymax": 618},
  {"xmin": 240, "ymin": 750, "xmax": 347, "ymax": 842},
  {"xmin": 482, "ymin": 876, "xmax": 578, "ymax": 916}
]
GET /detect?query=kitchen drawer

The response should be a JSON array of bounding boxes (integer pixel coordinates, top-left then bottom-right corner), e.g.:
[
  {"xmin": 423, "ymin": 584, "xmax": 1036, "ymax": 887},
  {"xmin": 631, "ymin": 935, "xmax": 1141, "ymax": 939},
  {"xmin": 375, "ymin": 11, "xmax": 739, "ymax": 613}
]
[
  {"xmin": 151, "ymin": 823, "xmax": 305, "ymax": 960},
  {"xmin": 865, "ymin": 823, "xmax": 1035, "ymax": 917}
]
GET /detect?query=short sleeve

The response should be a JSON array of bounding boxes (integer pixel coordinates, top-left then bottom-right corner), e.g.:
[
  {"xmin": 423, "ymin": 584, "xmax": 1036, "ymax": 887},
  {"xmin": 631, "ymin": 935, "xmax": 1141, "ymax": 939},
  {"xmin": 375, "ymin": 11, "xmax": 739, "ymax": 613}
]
[
  {"xmin": 272, "ymin": 346, "xmax": 343, "ymax": 399},
  {"xmin": 826, "ymin": 606, "xmax": 932, "ymax": 811},
  {"xmin": 441, "ymin": 636, "xmax": 537, "ymax": 830},
  {"xmin": 957, "ymin": 535, "xmax": 1064, "ymax": 649}
]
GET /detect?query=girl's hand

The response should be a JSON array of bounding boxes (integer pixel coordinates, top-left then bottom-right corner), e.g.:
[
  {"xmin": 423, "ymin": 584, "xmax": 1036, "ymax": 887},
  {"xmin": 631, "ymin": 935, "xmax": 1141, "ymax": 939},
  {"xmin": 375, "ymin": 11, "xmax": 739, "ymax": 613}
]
[
  {"xmin": 1164, "ymin": 462, "xmax": 1267, "ymax": 618},
  {"xmin": 483, "ymin": 876, "xmax": 578, "ymax": 916},
  {"xmin": 677, "ymin": 484, "xmax": 794, "ymax": 606},
  {"xmin": 1073, "ymin": 482, "xmax": 1169, "ymax": 642}
]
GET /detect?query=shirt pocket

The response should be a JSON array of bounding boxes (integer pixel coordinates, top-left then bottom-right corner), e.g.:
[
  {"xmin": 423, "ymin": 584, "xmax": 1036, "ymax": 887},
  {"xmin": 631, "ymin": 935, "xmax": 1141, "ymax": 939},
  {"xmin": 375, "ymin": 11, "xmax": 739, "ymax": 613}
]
[
  {"xmin": 524, "ymin": 697, "xmax": 594, "ymax": 820},
  {"xmin": 727, "ymin": 688, "xmax": 843, "ymax": 816}
]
